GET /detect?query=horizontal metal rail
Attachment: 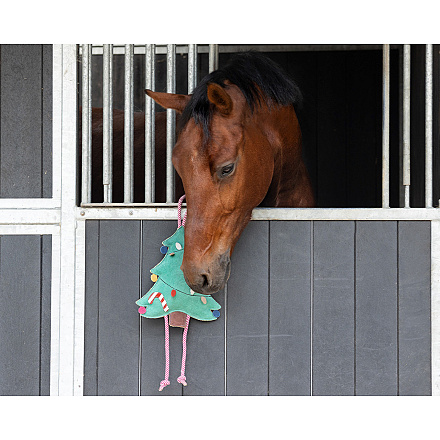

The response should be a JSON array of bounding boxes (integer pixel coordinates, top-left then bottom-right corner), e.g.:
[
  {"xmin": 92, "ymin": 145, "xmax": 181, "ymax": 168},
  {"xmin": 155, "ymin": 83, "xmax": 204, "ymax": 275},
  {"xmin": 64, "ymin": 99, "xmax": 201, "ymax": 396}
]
[
  {"xmin": 84, "ymin": 44, "xmax": 402, "ymax": 56},
  {"xmin": 76, "ymin": 206, "xmax": 440, "ymax": 221}
]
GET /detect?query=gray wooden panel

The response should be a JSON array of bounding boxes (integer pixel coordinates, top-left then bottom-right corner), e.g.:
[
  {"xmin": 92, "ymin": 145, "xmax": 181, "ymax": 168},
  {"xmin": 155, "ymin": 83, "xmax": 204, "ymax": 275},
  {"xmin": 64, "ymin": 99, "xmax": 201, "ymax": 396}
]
[
  {"xmin": 40, "ymin": 235, "xmax": 52, "ymax": 395},
  {"xmin": 84, "ymin": 221, "xmax": 100, "ymax": 395},
  {"xmin": 41, "ymin": 45, "xmax": 53, "ymax": 198},
  {"xmin": 313, "ymin": 221, "xmax": 355, "ymax": 395},
  {"xmin": 96, "ymin": 221, "xmax": 141, "ymax": 395},
  {"xmin": 226, "ymin": 221, "xmax": 269, "ymax": 395},
  {"xmin": 140, "ymin": 220, "xmax": 183, "ymax": 396},
  {"xmin": 183, "ymin": 298, "xmax": 225, "ymax": 395},
  {"xmin": 355, "ymin": 221, "xmax": 398, "ymax": 395},
  {"xmin": 0, "ymin": 236, "xmax": 41, "ymax": 395},
  {"xmin": 398, "ymin": 221, "xmax": 431, "ymax": 395},
  {"xmin": 269, "ymin": 221, "xmax": 311, "ymax": 395},
  {"xmin": 0, "ymin": 45, "xmax": 51, "ymax": 198}
]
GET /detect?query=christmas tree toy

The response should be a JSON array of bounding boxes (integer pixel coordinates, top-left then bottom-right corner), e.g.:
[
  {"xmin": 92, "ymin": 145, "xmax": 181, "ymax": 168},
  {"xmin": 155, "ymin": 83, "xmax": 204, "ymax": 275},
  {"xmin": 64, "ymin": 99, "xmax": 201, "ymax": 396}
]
[{"xmin": 136, "ymin": 195, "xmax": 221, "ymax": 391}]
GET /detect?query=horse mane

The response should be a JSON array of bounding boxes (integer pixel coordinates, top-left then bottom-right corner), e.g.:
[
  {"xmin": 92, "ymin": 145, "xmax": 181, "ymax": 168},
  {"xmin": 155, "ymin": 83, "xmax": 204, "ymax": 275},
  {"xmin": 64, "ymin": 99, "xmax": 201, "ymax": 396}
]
[{"xmin": 178, "ymin": 51, "xmax": 303, "ymax": 139}]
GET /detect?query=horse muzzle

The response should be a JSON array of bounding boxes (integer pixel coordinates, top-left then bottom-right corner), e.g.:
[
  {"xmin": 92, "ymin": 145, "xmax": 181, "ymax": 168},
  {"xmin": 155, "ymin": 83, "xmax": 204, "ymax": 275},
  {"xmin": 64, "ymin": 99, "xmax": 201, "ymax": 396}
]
[{"xmin": 182, "ymin": 250, "xmax": 231, "ymax": 295}]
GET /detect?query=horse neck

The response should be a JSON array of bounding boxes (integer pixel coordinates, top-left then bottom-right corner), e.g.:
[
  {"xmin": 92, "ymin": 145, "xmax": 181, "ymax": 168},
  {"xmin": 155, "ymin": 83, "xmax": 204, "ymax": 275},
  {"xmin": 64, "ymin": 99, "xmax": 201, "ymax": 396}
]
[{"xmin": 254, "ymin": 104, "xmax": 313, "ymax": 207}]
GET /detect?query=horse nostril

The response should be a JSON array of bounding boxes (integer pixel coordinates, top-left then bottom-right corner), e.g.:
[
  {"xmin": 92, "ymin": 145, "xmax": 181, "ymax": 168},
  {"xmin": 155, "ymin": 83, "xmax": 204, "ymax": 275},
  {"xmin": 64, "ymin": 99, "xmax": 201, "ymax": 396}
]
[{"xmin": 201, "ymin": 274, "xmax": 210, "ymax": 288}]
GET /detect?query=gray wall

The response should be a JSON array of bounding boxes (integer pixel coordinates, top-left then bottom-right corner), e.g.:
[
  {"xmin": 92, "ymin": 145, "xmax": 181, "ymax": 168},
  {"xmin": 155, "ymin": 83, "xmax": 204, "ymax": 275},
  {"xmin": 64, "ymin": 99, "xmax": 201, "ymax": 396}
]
[
  {"xmin": 0, "ymin": 44, "xmax": 53, "ymax": 198},
  {"xmin": 84, "ymin": 219, "xmax": 431, "ymax": 396},
  {"xmin": 0, "ymin": 235, "xmax": 52, "ymax": 395},
  {"xmin": 0, "ymin": 45, "xmax": 53, "ymax": 396}
]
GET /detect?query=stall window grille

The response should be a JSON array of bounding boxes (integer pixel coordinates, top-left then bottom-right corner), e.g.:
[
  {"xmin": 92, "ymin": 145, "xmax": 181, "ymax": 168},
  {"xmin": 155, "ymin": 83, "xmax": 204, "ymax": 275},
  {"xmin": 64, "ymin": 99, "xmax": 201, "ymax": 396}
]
[{"xmin": 78, "ymin": 44, "xmax": 438, "ymax": 210}]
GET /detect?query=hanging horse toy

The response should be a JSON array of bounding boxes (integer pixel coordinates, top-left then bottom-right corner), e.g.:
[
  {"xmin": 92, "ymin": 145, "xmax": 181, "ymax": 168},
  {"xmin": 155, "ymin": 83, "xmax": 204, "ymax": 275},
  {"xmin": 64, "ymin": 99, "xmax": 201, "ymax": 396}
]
[{"xmin": 136, "ymin": 195, "xmax": 221, "ymax": 391}]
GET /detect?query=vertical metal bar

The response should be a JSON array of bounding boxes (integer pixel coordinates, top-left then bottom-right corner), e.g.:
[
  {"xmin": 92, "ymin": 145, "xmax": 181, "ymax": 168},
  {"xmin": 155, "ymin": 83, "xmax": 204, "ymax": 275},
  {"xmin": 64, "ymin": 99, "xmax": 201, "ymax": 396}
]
[
  {"xmin": 103, "ymin": 44, "xmax": 113, "ymax": 203},
  {"xmin": 124, "ymin": 44, "xmax": 134, "ymax": 203},
  {"xmin": 188, "ymin": 44, "xmax": 198, "ymax": 93},
  {"xmin": 209, "ymin": 44, "xmax": 219, "ymax": 73},
  {"xmin": 81, "ymin": 44, "xmax": 92, "ymax": 204},
  {"xmin": 403, "ymin": 44, "xmax": 411, "ymax": 208},
  {"xmin": 73, "ymin": 219, "xmax": 86, "ymax": 395},
  {"xmin": 57, "ymin": 44, "xmax": 79, "ymax": 395},
  {"xmin": 426, "ymin": 44, "xmax": 433, "ymax": 208},
  {"xmin": 166, "ymin": 44, "xmax": 176, "ymax": 203},
  {"xmin": 382, "ymin": 44, "xmax": 390, "ymax": 208},
  {"xmin": 145, "ymin": 44, "xmax": 156, "ymax": 203}
]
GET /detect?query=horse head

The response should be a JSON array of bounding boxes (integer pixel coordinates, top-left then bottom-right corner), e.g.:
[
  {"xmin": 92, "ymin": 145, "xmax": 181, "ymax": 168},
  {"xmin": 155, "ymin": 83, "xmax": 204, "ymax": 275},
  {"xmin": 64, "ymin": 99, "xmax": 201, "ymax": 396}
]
[
  {"xmin": 146, "ymin": 82, "xmax": 274, "ymax": 295},
  {"xmin": 145, "ymin": 52, "xmax": 313, "ymax": 295}
]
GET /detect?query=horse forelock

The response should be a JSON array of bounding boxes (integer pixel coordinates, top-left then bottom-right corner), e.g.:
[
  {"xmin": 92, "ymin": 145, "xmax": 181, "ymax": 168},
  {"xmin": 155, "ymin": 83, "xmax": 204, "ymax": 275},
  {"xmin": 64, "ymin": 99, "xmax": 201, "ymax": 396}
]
[{"xmin": 177, "ymin": 51, "xmax": 303, "ymax": 144}]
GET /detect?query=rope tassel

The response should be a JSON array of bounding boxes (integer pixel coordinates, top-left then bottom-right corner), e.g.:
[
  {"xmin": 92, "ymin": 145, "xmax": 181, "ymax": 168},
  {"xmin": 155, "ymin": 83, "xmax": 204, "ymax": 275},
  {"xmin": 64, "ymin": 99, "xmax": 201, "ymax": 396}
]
[
  {"xmin": 177, "ymin": 314, "xmax": 191, "ymax": 386},
  {"xmin": 159, "ymin": 313, "xmax": 191, "ymax": 391}
]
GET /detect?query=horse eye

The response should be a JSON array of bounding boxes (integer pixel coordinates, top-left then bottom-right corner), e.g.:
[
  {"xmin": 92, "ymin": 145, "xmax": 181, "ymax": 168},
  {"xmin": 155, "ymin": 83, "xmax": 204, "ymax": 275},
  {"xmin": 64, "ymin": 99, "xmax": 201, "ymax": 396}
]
[{"xmin": 220, "ymin": 163, "xmax": 235, "ymax": 177}]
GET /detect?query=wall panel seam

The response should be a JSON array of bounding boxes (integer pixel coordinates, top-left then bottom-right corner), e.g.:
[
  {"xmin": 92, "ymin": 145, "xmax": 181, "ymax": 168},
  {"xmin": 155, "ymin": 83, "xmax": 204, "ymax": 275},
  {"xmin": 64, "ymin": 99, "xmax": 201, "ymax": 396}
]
[
  {"xmin": 310, "ymin": 220, "xmax": 314, "ymax": 396},
  {"xmin": 397, "ymin": 221, "xmax": 400, "ymax": 395},
  {"xmin": 39, "ymin": 235, "xmax": 43, "ymax": 395},
  {"xmin": 267, "ymin": 221, "xmax": 270, "ymax": 396},
  {"xmin": 354, "ymin": 220, "xmax": 357, "ymax": 396}
]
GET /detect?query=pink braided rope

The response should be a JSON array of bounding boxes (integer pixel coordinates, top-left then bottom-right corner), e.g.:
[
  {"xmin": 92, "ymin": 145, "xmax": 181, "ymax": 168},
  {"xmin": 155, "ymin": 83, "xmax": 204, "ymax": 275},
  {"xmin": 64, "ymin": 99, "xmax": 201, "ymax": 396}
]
[
  {"xmin": 159, "ymin": 195, "xmax": 189, "ymax": 391},
  {"xmin": 159, "ymin": 315, "xmax": 171, "ymax": 391},
  {"xmin": 177, "ymin": 314, "xmax": 191, "ymax": 386},
  {"xmin": 177, "ymin": 194, "xmax": 187, "ymax": 228}
]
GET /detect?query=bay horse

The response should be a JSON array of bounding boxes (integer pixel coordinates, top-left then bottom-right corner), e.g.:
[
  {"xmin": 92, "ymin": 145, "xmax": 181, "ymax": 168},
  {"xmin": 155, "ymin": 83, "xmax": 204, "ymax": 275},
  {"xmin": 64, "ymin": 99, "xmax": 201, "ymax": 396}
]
[
  {"xmin": 144, "ymin": 51, "xmax": 314, "ymax": 295},
  {"xmin": 86, "ymin": 109, "xmax": 184, "ymax": 203}
]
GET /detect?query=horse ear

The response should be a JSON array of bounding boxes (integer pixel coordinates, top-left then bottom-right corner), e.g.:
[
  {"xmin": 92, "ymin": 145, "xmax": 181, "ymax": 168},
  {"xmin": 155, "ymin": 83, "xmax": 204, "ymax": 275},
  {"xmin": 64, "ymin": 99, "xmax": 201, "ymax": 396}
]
[
  {"xmin": 207, "ymin": 83, "xmax": 233, "ymax": 116},
  {"xmin": 145, "ymin": 89, "xmax": 191, "ymax": 114}
]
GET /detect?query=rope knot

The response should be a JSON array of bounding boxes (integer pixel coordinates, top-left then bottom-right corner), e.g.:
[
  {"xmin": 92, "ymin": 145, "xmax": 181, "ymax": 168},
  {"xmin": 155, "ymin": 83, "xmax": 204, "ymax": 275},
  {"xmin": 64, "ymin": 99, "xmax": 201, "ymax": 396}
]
[
  {"xmin": 177, "ymin": 375, "xmax": 187, "ymax": 386},
  {"xmin": 159, "ymin": 379, "xmax": 171, "ymax": 392}
]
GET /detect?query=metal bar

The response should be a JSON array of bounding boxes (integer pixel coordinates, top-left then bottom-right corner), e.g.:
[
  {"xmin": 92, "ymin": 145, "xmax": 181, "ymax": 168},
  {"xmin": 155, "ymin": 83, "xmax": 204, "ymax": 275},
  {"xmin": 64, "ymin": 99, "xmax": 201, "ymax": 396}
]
[
  {"xmin": 403, "ymin": 44, "xmax": 411, "ymax": 207},
  {"xmin": 73, "ymin": 219, "xmax": 86, "ymax": 395},
  {"xmin": 81, "ymin": 44, "xmax": 92, "ymax": 204},
  {"xmin": 188, "ymin": 44, "xmax": 198, "ymax": 93},
  {"xmin": 209, "ymin": 44, "xmax": 219, "ymax": 73},
  {"xmin": 166, "ymin": 44, "xmax": 176, "ymax": 203},
  {"xmin": 145, "ymin": 44, "xmax": 155, "ymax": 203},
  {"xmin": 103, "ymin": 44, "xmax": 113, "ymax": 203},
  {"xmin": 88, "ymin": 44, "xmax": 400, "ymax": 56},
  {"xmin": 0, "ymin": 224, "xmax": 59, "ymax": 235},
  {"xmin": 52, "ymin": 45, "xmax": 62, "ymax": 205},
  {"xmin": 0, "ymin": 198, "xmax": 61, "ymax": 209},
  {"xmin": 0, "ymin": 209, "xmax": 60, "ymax": 224},
  {"xmin": 76, "ymin": 206, "xmax": 440, "ymax": 221},
  {"xmin": 382, "ymin": 44, "xmax": 390, "ymax": 208},
  {"xmin": 55, "ymin": 44, "xmax": 78, "ymax": 395},
  {"xmin": 124, "ymin": 44, "xmax": 134, "ymax": 203},
  {"xmin": 426, "ymin": 44, "xmax": 433, "ymax": 208}
]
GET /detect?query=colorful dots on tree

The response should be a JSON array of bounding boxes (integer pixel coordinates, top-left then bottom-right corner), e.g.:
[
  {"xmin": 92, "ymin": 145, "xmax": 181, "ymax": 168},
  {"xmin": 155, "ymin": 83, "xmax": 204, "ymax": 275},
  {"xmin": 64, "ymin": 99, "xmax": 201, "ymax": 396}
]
[
  {"xmin": 151, "ymin": 274, "xmax": 158, "ymax": 282},
  {"xmin": 160, "ymin": 246, "xmax": 168, "ymax": 254},
  {"xmin": 138, "ymin": 306, "xmax": 147, "ymax": 315},
  {"xmin": 171, "ymin": 289, "xmax": 177, "ymax": 297}
]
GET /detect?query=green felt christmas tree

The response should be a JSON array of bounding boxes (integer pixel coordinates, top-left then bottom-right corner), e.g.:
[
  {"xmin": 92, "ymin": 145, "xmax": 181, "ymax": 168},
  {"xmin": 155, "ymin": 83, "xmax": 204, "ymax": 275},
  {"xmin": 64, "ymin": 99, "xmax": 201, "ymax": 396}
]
[{"xmin": 136, "ymin": 225, "xmax": 221, "ymax": 321}]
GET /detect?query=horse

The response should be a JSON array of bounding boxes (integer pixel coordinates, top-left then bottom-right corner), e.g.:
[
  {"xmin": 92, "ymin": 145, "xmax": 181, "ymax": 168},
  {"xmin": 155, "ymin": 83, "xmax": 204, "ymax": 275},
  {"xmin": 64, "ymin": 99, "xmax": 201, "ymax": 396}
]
[
  {"xmin": 145, "ymin": 51, "xmax": 314, "ymax": 295},
  {"xmin": 85, "ymin": 108, "xmax": 184, "ymax": 203}
]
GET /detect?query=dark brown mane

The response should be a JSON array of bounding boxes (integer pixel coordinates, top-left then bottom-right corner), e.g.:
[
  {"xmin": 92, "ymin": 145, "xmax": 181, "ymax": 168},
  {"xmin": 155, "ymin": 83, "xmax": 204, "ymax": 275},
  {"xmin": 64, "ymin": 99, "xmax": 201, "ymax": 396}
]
[{"xmin": 178, "ymin": 51, "xmax": 303, "ymax": 139}]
